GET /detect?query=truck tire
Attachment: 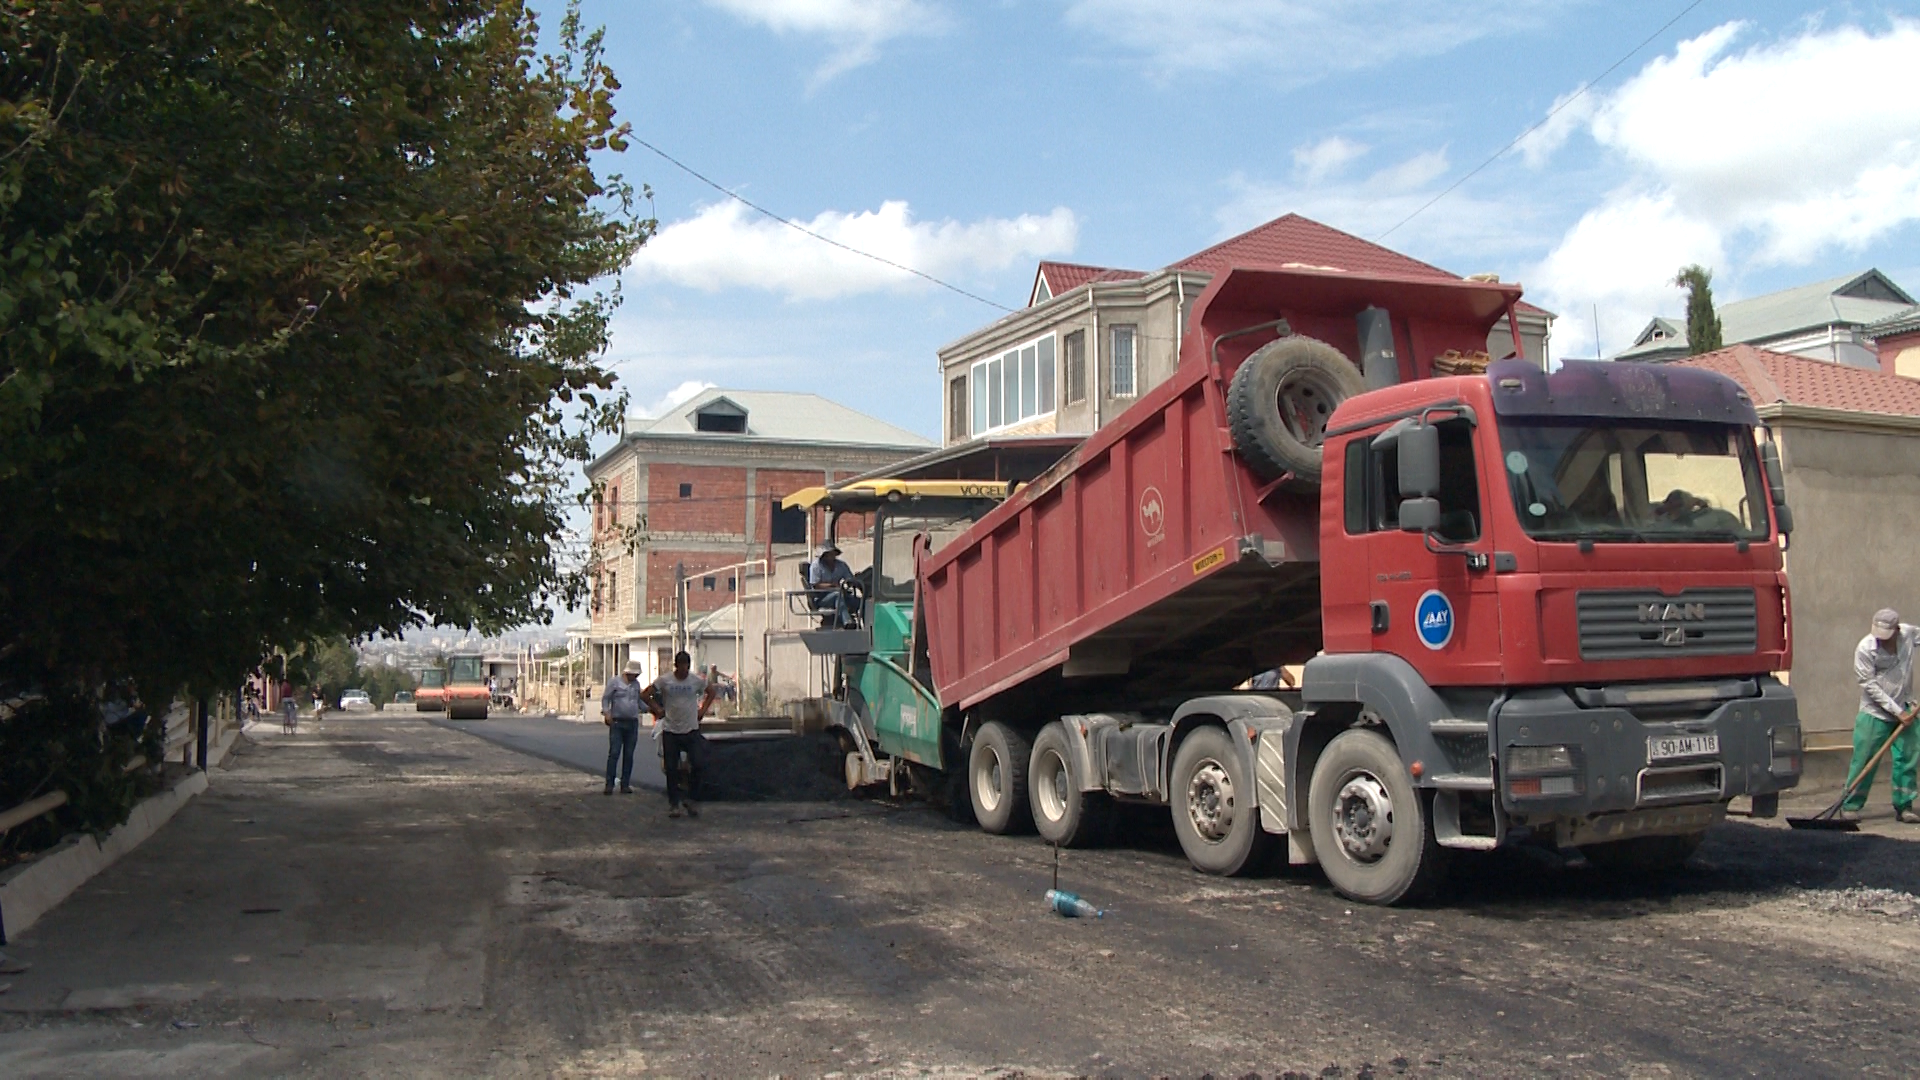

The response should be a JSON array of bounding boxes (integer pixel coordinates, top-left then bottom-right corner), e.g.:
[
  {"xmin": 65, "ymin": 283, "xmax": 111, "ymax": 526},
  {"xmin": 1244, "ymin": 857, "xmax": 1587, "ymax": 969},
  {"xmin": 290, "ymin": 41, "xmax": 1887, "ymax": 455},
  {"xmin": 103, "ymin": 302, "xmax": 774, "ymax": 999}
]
[
  {"xmin": 1581, "ymin": 831, "xmax": 1705, "ymax": 875},
  {"xmin": 1307, "ymin": 728, "xmax": 1448, "ymax": 905},
  {"xmin": 1029, "ymin": 722, "xmax": 1114, "ymax": 847},
  {"xmin": 1170, "ymin": 726, "xmax": 1276, "ymax": 876},
  {"xmin": 1227, "ymin": 335, "xmax": 1366, "ymax": 486},
  {"xmin": 969, "ymin": 722, "xmax": 1033, "ymax": 835}
]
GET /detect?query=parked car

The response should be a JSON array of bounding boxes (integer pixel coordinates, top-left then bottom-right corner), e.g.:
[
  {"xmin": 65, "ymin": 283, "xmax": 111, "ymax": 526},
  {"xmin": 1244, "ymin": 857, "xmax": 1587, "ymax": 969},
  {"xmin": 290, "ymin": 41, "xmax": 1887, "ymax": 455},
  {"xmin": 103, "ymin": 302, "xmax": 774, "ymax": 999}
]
[
  {"xmin": 392, "ymin": 690, "xmax": 415, "ymax": 707},
  {"xmin": 339, "ymin": 689, "xmax": 375, "ymax": 712}
]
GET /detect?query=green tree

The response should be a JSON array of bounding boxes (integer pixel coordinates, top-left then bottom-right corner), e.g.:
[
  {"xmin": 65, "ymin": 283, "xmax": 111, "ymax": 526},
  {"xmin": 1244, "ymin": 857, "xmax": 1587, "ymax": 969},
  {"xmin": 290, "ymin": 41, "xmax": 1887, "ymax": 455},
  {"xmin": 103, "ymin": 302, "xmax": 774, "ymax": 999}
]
[
  {"xmin": 1, "ymin": 3, "xmax": 650, "ymax": 712},
  {"xmin": 1674, "ymin": 264, "xmax": 1725, "ymax": 355},
  {"xmin": 360, "ymin": 662, "xmax": 418, "ymax": 708}
]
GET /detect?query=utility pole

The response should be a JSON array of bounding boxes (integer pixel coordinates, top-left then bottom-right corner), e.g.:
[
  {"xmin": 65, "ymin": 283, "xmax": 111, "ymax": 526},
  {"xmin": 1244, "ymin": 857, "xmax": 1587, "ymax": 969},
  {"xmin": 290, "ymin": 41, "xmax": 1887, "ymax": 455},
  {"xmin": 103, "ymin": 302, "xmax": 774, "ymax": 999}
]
[{"xmin": 674, "ymin": 562, "xmax": 688, "ymax": 655}]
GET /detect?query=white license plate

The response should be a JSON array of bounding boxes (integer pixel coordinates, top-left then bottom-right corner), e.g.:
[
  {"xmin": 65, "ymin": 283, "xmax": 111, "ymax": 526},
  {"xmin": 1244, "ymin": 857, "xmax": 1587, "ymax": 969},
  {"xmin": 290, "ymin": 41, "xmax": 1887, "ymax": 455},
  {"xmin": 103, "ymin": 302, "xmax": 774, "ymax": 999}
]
[{"xmin": 1648, "ymin": 733, "xmax": 1719, "ymax": 761}]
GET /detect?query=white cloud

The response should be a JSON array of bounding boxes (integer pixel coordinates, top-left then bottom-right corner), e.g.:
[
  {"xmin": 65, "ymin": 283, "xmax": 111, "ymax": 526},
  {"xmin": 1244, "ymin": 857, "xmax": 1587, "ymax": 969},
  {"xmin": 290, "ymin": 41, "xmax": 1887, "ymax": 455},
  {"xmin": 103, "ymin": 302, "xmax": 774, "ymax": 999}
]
[
  {"xmin": 1522, "ymin": 19, "xmax": 1920, "ymax": 354},
  {"xmin": 1215, "ymin": 142, "xmax": 1534, "ymax": 267},
  {"xmin": 637, "ymin": 380, "xmax": 717, "ymax": 418},
  {"xmin": 704, "ymin": 0, "xmax": 946, "ymax": 84},
  {"xmin": 1292, "ymin": 136, "xmax": 1368, "ymax": 184},
  {"xmin": 1064, "ymin": 0, "xmax": 1563, "ymax": 84},
  {"xmin": 1531, "ymin": 191, "xmax": 1725, "ymax": 357},
  {"xmin": 630, "ymin": 199, "xmax": 1078, "ymax": 300}
]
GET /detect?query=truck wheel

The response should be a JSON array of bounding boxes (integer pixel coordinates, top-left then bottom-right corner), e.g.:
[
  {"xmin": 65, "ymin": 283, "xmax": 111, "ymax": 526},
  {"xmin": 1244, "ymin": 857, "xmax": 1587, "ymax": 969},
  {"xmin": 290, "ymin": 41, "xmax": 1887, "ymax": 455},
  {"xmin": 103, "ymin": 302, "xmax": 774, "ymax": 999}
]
[
  {"xmin": 1029, "ymin": 722, "xmax": 1113, "ymax": 847},
  {"xmin": 1308, "ymin": 728, "xmax": 1448, "ymax": 905},
  {"xmin": 1581, "ymin": 831, "xmax": 1705, "ymax": 875},
  {"xmin": 1227, "ymin": 335, "xmax": 1366, "ymax": 486},
  {"xmin": 969, "ymin": 722, "xmax": 1033, "ymax": 834},
  {"xmin": 1170, "ymin": 726, "xmax": 1275, "ymax": 876}
]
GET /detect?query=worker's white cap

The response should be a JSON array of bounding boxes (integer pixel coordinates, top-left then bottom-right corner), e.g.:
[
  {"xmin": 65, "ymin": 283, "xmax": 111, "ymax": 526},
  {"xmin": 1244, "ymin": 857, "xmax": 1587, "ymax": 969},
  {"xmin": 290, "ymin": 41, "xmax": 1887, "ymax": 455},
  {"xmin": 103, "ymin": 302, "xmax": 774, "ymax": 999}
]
[{"xmin": 1873, "ymin": 609, "xmax": 1901, "ymax": 640}]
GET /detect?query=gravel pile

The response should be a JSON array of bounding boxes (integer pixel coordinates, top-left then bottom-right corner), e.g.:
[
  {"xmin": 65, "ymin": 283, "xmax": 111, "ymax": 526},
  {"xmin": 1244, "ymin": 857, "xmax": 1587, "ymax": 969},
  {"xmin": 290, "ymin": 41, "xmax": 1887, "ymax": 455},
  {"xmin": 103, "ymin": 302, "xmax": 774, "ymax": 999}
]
[{"xmin": 1797, "ymin": 886, "xmax": 1920, "ymax": 918}]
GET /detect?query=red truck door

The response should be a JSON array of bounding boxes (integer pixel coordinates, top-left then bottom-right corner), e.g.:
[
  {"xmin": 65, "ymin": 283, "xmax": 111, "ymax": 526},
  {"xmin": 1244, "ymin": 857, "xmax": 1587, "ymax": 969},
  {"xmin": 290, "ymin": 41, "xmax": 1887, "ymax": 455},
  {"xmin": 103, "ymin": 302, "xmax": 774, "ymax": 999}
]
[{"xmin": 1351, "ymin": 416, "xmax": 1504, "ymax": 682}]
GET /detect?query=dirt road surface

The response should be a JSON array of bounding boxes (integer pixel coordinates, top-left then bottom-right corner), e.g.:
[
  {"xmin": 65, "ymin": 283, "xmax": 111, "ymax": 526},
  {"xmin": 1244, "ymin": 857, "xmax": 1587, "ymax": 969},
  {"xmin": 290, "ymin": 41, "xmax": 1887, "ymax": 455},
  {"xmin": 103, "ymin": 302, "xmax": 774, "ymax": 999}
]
[{"xmin": 3, "ymin": 713, "xmax": 1919, "ymax": 1078}]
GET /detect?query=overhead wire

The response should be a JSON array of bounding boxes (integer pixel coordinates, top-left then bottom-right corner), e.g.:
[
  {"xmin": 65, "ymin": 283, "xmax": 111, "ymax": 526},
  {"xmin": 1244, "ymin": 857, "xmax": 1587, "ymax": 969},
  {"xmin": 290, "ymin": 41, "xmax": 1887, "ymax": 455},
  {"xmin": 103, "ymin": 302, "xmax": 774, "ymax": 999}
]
[{"xmin": 1373, "ymin": 0, "xmax": 1714, "ymax": 241}]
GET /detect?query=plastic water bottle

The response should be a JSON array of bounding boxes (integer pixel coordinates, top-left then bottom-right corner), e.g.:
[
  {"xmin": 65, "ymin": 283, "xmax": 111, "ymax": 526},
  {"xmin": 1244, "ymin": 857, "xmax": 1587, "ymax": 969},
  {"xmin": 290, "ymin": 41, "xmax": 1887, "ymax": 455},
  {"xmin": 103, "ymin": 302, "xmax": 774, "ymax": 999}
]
[{"xmin": 1045, "ymin": 889, "xmax": 1104, "ymax": 918}]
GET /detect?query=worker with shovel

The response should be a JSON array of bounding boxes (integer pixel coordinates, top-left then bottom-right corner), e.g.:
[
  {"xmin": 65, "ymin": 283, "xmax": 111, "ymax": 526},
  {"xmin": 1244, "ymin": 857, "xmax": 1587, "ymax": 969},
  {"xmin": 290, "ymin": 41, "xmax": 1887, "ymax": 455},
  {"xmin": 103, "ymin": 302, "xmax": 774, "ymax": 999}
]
[{"xmin": 1841, "ymin": 608, "xmax": 1920, "ymax": 823}]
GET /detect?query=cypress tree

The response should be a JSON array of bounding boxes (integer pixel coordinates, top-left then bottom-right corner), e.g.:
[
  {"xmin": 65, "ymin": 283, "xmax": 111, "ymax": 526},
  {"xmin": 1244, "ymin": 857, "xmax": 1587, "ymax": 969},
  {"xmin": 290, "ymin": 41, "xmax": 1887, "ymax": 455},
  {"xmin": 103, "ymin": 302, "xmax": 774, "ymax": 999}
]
[{"xmin": 1674, "ymin": 264, "xmax": 1725, "ymax": 354}]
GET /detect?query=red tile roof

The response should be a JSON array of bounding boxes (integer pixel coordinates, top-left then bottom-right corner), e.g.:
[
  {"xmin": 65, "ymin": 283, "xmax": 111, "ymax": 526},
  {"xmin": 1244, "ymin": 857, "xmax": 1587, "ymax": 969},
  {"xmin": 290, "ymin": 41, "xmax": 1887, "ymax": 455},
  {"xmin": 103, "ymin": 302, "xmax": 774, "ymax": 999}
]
[
  {"xmin": 1671, "ymin": 344, "xmax": 1920, "ymax": 419},
  {"xmin": 1035, "ymin": 261, "xmax": 1145, "ymax": 298},
  {"xmin": 1035, "ymin": 214, "xmax": 1549, "ymax": 316},
  {"xmin": 1169, "ymin": 213, "xmax": 1458, "ymax": 280}
]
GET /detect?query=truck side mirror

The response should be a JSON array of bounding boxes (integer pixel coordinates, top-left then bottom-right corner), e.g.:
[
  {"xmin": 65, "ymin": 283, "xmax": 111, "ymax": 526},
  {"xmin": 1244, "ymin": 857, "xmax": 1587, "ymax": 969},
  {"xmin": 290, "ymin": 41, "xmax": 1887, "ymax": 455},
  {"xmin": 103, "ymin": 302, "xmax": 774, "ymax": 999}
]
[
  {"xmin": 1774, "ymin": 502, "xmax": 1794, "ymax": 537},
  {"xmin": 1397, "ymin": 423, "xmax": 1441, "ymax": 498},
  {"xmin": 1399, "ymin": 496, "xmax": 1441, "ymax": 533},
  {"xmin": 1759, "ymin": 442, "xmax": 1787, "ymax": 506}
]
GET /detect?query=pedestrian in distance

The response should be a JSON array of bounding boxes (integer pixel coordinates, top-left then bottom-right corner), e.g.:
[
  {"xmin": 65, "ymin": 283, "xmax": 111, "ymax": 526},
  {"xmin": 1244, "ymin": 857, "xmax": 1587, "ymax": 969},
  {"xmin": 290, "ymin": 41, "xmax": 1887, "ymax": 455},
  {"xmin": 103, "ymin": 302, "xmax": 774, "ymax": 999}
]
[
  {"xmin": 600, "ymin": 659, "xmax": 646, "ymax": 795},
  {"xmin": 1841, "ymin": 608, "xmax": 1920, "ymax": 822},
  {"xmin": 642, "ymin": 650, "xmax": 717, "ymax": 818},
  {"xmin": 282, "ymin": 692, "xmax": 299, "ymax": 734}
]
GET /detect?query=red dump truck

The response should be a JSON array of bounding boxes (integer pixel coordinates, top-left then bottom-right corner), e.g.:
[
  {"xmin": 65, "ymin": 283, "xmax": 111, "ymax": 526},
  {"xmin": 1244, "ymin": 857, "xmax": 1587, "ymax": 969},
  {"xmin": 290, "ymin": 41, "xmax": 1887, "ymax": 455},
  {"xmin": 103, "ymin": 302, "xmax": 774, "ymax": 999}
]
[{"xmin": 802, "ymin": 264, "xmax": 1802, "ymax": 905}]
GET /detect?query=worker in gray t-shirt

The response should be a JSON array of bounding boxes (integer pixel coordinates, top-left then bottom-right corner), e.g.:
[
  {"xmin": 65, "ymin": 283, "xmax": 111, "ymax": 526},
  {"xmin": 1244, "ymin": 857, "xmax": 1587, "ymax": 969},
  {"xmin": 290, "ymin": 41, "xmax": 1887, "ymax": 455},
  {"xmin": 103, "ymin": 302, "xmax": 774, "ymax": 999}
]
[{"xmin": 642, "ymin": 650, "xmax": 717, "ymax": 817}]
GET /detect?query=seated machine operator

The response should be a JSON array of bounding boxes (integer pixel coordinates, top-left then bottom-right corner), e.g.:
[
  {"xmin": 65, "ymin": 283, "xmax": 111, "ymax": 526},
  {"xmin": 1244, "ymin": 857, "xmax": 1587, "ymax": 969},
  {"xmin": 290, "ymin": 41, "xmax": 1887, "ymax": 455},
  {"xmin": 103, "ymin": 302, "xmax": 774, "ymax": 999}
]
[{"xmin": 808, "ymin": 544, "xmax": 859, "ymax": 628}]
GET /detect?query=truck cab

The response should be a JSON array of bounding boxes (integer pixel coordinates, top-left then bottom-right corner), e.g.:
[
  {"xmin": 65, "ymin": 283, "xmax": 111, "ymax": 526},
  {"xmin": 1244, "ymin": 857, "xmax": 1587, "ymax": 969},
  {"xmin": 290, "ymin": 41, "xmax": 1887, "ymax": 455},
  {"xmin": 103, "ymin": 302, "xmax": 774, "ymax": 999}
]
[{"xmin": 1311, "ymin": 360, "xmax": 1800, "ymax": 872}]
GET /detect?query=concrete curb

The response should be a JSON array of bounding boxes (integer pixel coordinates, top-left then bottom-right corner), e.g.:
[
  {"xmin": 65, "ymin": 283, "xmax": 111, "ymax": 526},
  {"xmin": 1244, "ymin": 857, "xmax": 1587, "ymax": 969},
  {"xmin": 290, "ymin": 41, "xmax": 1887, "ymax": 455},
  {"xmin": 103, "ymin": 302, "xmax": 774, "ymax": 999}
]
[{"xmin": 0, "ymin": 726, "xmax": 239, "ymax": 943}]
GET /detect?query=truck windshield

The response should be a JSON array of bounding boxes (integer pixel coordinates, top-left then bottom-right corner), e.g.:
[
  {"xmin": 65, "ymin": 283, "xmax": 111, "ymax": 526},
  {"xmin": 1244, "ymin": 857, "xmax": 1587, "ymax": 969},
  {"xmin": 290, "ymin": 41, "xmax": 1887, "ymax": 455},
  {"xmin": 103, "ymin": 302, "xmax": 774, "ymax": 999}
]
[
  {"xmin": 449, "ymin": 656, "xmax": 484, "ymax": 684},
  {"xmin": 1496, "ymin": 420, "xmax": 1769, "ymax": 542},
  {"xmin": 420, "ymin": 669, "xmax": 446, "ymax": 688},
  {"xmin": 875, "ymin": 502, "xmax": 998, "ymax": 600}
]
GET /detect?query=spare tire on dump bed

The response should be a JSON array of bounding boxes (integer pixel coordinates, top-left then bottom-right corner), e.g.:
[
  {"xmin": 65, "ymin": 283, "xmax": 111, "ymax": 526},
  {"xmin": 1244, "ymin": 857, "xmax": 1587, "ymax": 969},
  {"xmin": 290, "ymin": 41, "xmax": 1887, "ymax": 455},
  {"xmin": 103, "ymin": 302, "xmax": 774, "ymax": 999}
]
[{"xmin": 1226, "ymin": 335, "xmax": 1366, "ymax": 487}]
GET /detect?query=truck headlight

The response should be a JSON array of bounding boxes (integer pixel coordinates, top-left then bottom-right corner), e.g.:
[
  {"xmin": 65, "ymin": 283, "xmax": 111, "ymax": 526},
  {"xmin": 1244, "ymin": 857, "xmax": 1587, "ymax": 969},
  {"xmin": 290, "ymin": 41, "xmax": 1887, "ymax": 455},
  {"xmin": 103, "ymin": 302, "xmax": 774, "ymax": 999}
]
[
  {"xmin": 1507, "ymin": 745, "xmax": 1576, "ymax": 775},
  {"xmin": 1769, "ymin": 725, "xmax": 1802, "ymax": 777},
  {"xmin": 1506, "ymin": 744, "xmax": 1584, "ymax": 799}
]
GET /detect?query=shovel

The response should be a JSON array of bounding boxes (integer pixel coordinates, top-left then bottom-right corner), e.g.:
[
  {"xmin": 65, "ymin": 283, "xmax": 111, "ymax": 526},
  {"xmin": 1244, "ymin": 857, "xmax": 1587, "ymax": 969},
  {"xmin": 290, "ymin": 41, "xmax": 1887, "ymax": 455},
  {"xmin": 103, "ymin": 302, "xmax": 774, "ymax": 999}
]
[{"xmin": 1788, "ymin": 704, "xmax": 1918, "ymax": 831}]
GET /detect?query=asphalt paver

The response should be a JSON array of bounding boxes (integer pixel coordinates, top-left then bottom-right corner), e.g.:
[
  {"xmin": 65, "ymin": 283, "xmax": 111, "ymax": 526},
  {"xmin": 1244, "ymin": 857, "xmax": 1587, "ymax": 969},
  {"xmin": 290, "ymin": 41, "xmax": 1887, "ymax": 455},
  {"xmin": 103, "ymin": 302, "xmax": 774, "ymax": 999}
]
[{"xmin": 3, "ymin": 713, "xmax": 1920, "ymax": 1077}]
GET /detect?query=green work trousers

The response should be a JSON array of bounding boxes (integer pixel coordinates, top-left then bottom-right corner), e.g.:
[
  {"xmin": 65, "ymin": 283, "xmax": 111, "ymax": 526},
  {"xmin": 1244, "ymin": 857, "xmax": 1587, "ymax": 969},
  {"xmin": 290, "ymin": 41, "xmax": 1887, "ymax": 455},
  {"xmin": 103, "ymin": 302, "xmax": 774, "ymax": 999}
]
[{"xmin": 1842, "ymin": 711, "xmax": 1918, "ymax": 811}]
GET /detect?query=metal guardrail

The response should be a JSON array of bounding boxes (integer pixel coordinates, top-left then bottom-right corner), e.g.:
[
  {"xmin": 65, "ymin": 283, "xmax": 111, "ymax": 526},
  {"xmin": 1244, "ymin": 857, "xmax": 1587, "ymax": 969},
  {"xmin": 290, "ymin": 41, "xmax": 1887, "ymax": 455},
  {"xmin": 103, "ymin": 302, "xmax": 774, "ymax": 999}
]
[{"xmin": 0, "ymin": 792, "xmax": 70, "ymax": 835}]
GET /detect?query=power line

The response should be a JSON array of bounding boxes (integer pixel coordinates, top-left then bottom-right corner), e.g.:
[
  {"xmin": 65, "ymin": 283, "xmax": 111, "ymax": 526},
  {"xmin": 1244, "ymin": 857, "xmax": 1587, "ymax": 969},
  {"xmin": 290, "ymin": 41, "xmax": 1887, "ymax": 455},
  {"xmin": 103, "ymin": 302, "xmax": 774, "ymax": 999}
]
[
  {"xmin": 1374, "ymin": 0, "xmax": 1713, "ymax": 242},
  {"xmin": 631, "ymin": 136, "xmax": 1017, "ymax": 314}
]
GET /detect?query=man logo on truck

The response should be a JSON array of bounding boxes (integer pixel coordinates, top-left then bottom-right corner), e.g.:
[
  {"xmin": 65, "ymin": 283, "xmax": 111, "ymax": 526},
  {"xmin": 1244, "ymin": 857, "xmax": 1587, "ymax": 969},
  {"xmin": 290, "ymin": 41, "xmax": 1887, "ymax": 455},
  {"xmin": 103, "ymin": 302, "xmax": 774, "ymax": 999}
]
[{"xmin": 1415, "ymin": 590, "xmax": 1455, "ymax": 650}]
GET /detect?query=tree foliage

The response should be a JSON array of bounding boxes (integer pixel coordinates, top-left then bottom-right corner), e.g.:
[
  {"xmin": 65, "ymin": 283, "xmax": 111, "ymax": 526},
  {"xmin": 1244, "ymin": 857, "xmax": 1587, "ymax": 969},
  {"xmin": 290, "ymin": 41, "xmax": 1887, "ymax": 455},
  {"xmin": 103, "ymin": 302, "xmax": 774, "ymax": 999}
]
[
  {"xmin": 1674, "ymin": 264, "xmax": 1724, "ymax": 355},
  {"xmin": 1, "ymin": 2, "xmax": 650, "ymax": 703}
]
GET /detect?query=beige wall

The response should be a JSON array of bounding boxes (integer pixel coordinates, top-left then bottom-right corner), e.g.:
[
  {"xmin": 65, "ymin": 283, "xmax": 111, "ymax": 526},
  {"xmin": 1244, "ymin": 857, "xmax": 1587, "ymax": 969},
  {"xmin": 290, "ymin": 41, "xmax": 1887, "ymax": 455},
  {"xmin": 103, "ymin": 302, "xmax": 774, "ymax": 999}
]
[{"xmin": 1775, "ymin": 414, "xmax": 1920, "ymax": 746}]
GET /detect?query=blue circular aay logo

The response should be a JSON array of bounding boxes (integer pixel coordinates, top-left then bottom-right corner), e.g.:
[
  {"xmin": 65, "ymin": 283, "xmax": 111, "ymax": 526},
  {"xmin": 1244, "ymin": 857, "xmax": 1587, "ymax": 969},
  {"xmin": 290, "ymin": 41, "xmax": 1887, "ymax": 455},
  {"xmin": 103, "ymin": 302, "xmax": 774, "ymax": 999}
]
[{"xmin": 1414, "ymin": 590, "xmax": 1455, "ymax": 650}]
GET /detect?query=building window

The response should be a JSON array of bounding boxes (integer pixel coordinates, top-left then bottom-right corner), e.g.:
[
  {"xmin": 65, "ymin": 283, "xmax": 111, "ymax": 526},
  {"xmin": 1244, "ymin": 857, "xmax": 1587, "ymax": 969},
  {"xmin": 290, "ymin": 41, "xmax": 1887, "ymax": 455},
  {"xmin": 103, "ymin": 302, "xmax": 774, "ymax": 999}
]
[
  {"xmin": 1110, "ymin": 325, "xmax": 1136, "ymax": 398},
  {"xmin": 678, "ymin": 482, "xmax": 692, "ymax": 498},
  {"xmin": 593, "ymin": 492, "xmax": 604, "ymax": 532},
  {"xmin": 948, "ymin": 375, "xmax": 968, "ymax": 441},
  {"xmin": 970, "ymin": 333, "xmax": 1057, "ymax": 436},
  {"xmin": 702, "ymin": 576, "xmax": 716, "ymax": 591},
  {"xmin": 769, "ymin": 497, "xmax": 807, "ymax": 544},
  {"xmin": 728, "ymin": 576, "xmax": 737, "ymax": 592},
  {"xmin": 609, "ymin": 483, "xmax": 619, "ymax": 526},
  {"xmin": 1063, "ymin": 329, "xmax": 1086, "ymax": 405},
  {"xmin": 592, "ymin": 575, "xmax": 603, "ymax": 614},
  {"xmin": 608, "ymin": 572, "xmax": 617, "ymax": 614},
  {"xmin": 695, "ymin": 411, "xmax": 746, "ymax": 433}
]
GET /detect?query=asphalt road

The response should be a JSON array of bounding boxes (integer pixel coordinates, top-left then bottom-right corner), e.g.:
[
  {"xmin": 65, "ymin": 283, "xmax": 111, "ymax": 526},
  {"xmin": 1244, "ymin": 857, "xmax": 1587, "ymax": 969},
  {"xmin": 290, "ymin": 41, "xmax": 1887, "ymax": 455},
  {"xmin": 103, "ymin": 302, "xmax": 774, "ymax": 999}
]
[
  {"xmin": 5, "ymin": 713, "xmax": 1920, "ymax": 1077},
  {"xmin": 430, "ymin": 711, "xmax": 669, "ymax": 794}
]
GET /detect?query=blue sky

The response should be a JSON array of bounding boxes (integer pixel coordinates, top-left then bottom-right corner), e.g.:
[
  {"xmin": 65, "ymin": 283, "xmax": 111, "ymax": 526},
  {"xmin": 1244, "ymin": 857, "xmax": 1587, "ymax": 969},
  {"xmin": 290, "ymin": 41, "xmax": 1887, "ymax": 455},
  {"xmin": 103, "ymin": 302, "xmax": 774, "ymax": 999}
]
[{"xmin": 564, "ymin": 1, "xmax": 1920, "ymax": 442}]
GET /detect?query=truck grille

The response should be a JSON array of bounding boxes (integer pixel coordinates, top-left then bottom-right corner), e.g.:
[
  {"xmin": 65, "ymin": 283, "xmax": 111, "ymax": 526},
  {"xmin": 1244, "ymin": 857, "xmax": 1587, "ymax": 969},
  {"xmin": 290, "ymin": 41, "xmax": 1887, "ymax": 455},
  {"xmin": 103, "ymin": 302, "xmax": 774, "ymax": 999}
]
[{"xmin": 1577, "ymin": 588, "xmax": 1757, "ymax": 661}]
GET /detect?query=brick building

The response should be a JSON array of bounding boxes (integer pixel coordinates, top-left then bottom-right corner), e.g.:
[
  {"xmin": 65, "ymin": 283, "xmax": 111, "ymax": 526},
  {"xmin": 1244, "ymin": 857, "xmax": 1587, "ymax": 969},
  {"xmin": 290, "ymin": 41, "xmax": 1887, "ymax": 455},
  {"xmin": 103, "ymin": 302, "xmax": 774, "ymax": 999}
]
[{"xmin": 581, "ymin": 389, "xmax": 931, "ymax": 689}]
